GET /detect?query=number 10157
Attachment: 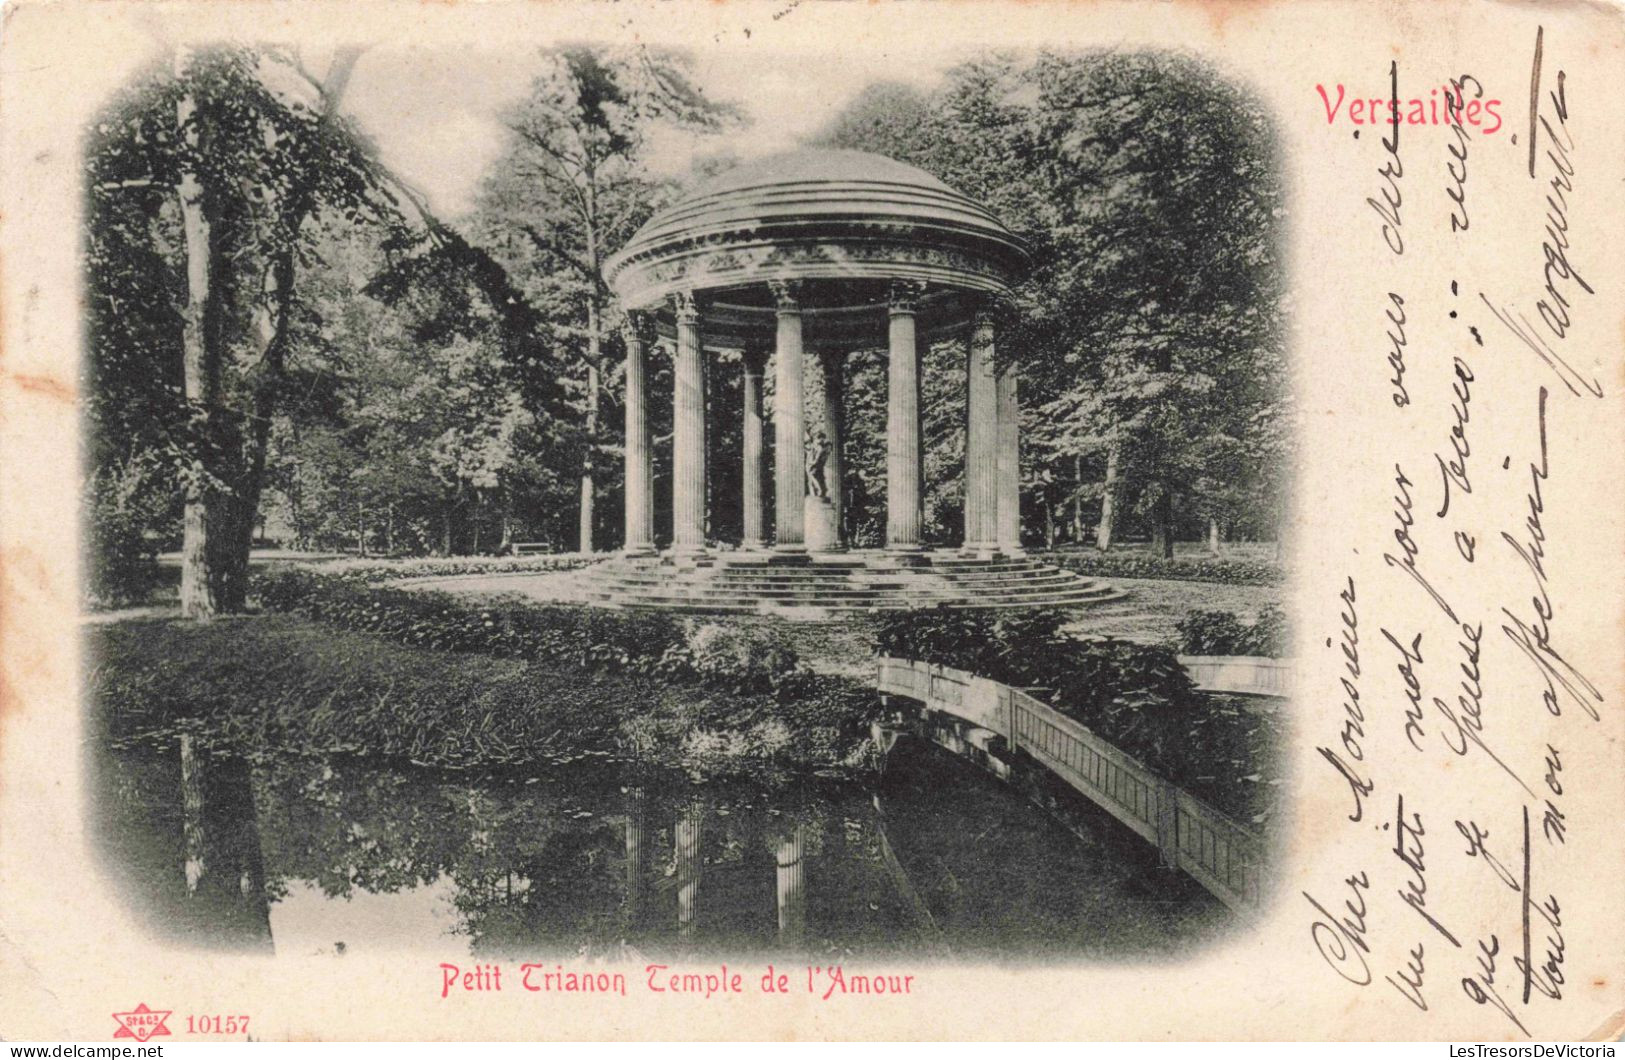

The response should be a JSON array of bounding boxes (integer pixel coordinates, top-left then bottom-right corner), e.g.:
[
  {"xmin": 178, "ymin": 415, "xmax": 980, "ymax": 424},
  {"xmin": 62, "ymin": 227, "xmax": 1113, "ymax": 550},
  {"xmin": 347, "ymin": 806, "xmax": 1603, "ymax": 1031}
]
[{"xmin": 186, "ymin": 1014, "xmax": 250, "ymax": 1036}]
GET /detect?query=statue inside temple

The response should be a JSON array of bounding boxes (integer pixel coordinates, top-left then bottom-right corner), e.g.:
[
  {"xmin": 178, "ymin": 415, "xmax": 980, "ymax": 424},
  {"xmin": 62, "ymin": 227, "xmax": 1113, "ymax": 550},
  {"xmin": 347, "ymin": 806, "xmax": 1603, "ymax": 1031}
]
[{"xmin": 806, "ymin": 430, "xmax": 831, "ymax": 499}]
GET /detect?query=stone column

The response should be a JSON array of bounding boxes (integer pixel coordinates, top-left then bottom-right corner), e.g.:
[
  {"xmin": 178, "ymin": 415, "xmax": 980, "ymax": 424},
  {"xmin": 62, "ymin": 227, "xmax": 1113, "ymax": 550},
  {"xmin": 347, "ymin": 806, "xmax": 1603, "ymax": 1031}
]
[
  {"xmin": 997, "ymin": 360, "xmax": 1022, "ymax": 554},
  {"xmin": 621, "ymin": 311, "xmax": 655, "ymax": 555},
  {"xmin": 771, "ymin": 281, "xmax": 806, "ymax": 552},
  {"xmin": 741, "ymin": 349, "xmax": 768, "ymax": 550},
  {"xmin": 963, "ymin": 308, "xmax": 999, "ymax": 554},
  {"xmin": 817, "ymin": 349, "xmax": 847, "ymax": 548},
  {"xmin": 886, "ymin": 281, "xmax": 925, "ymax": 551},
  {"xmin": 671, "ymin": 292, "xmax": 707, "ymax": 553}
]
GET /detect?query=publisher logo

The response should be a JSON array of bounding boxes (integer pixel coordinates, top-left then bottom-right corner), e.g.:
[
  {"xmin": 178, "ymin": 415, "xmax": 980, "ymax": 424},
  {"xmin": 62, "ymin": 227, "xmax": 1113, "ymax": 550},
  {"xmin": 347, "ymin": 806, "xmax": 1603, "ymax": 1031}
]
[{"xmin": 111, "ymin": 1003, "xmax": 173, "ymax": 1043}]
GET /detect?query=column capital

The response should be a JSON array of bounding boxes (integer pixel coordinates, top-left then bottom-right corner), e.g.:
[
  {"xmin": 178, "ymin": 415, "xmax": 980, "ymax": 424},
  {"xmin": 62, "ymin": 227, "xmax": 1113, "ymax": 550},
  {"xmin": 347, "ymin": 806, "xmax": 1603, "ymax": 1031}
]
[
  {"xmin": 619, "ymin": 309, "xmax": 655, "ymax": 345},
  {"xmin": 970, "ymin": 296, "xmax": 1015, "ymax": 331},
  {"xmin": 670, "ymin": 291, "xmax": 703, "ymax": 326},
  {"xmin": 768, "ymin": 279, "xmax": 803, "ymax": 313},
  {"xmin": 741, "ymin": 347, "xmax": 770, "ymax": 376},
  {"xmin": 887, "ymin": 280, "xmax": 927, "ymax": 315}
]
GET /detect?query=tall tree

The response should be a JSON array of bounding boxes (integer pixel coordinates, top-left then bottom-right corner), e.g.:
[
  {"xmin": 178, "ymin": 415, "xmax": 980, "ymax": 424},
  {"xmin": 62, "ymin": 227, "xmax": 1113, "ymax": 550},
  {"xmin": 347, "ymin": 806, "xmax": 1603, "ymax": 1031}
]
[
  {"xmin": 470, "ymin": 46, "xmax": 735, "ymax": 553},
  {"xmin": 90, "ymin": 46, "xmax": 385, "ymax": 617},
  {"xmin": 817, "ymin": 52, "xmax": 1288, "ymax": 555}
]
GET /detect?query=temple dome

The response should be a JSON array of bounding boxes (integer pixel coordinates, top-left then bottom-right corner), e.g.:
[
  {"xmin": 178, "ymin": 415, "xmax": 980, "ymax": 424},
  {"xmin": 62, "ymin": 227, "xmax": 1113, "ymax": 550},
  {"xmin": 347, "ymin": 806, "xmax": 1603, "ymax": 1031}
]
[{"xmin": 604, "ymin": 148, "xmax": 1028, "ymax": 313}]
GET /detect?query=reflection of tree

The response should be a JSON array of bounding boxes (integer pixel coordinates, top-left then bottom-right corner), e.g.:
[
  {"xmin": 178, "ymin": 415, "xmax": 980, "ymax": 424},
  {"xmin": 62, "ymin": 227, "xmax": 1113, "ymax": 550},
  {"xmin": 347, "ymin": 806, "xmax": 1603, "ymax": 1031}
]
[
  {"xmin": 98, "ymin": 748, "xmax": 997, "ymax": 957},
  {"xmin": 88, "ymin": 733, "xmax": 273, "ymax": 952},
  {"xmin": 252, "ymin": 761, "xmax": 471, "ymax": 901},
  {"xmin": 177, "ymin": 738, "xmax": 273, "ymax": 951}
]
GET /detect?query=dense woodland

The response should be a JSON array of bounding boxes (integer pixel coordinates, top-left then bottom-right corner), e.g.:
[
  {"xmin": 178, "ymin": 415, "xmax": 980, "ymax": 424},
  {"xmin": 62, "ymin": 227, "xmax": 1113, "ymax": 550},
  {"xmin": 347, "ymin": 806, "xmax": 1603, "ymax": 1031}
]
[{"xmin": 85, "ymin": 45, "xmax": 1290, "ymax": 614}]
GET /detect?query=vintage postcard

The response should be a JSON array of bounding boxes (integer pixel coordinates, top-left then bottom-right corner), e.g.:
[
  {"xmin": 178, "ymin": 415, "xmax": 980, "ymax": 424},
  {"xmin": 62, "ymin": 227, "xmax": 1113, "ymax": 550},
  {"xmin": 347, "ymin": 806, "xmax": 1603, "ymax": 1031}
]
[{"xmin": 0, "ymin": 0, "xmax": 1621, "ymax": 1043}]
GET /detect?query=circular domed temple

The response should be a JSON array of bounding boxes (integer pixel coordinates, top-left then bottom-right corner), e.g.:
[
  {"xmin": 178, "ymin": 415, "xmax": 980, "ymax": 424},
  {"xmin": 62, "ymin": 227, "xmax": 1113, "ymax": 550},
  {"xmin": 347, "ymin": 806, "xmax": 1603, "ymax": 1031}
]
[{"xmin": 514, "ymin": 149, "xmax": 1122, "ymax": 616}]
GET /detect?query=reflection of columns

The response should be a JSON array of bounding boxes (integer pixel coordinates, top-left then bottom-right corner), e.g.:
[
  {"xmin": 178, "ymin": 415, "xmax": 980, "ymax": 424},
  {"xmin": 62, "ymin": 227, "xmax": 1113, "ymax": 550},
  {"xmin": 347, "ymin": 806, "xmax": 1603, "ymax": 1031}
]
[
  {"xmin": 622, "ymin": 312, "xmax": 655, "ymax": 555},
  {"xmin": 996, "ymin": 361, "xmax": 1022, "ymax": 554},
  {"xmin": 741, "ymin": 350, "xmax": 768, "ymax": 549},
  {"xmin": 775, "ymin": 825, "xmax": 807, "ymax": 944},
  {"xmin": 623, "ymin": 788, "xmax": 646, "ymax": 927},
  {"xmin": 671, "ymin": 293, "xmax": 707, "ymax": 553},
  {"xmin": 886, "ymin": 282, "xmax": 925, "ymax": 550},
  {"xmin": 675, "ymin": 799, "xmax": 704, "ymax": 940},
  {"xmin": 818, "ymin": 349, "xmax": 847, "ymax": 546},
  {"xmin": 963, "ymin": 309, "xmax": 999, "ymax": 552},
  {"xmin": 771, "ymin": 281, "xmax": 806, "ymax": 551}
]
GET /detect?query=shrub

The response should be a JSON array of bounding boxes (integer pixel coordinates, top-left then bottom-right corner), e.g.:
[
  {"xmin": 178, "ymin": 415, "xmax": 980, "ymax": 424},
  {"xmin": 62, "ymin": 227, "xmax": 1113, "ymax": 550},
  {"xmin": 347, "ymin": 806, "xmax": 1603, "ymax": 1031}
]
[
  {"xmin": 1175, "ymin": 610, "xmax": 1252, "ymax": 655},
  {"xmin": 682, "ymin": 621, "xmax": 800, "ymax": 695},
  {"xmin": 875, "ymin": 606, "xmax": 1202, "ymax": 777},
  {"xmin": 253, "ymin": 567, "xmax": 849, "ymax": 702},
  {"xmin": 84, "ymin": 467, "xmax": 164, "ymax": 608},
  {"xmin": 255, "ymin": 566, "xmax": 694, "ymax": 676},
  {"xmin": 1045, "ymin": 549, "xmax": 1281, "ymax": 586},
  {"xmin": 1245, "ymin": 604, "xmax": 1291, "ymax": 657}
]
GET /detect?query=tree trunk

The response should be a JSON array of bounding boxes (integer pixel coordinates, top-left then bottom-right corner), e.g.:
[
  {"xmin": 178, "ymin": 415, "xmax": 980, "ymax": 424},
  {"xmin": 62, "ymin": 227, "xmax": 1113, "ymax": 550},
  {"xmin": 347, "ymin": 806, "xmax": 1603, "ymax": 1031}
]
[
  {"xmin": 1150, "ymin": 487, "xmax": 1174, "ymax": 559},
  {"xmin": 499, "ymin": 495, "xmax": 514, "ymax": 555},
  {"xmin": 176, "ymin": 50, "xmax": 359, "ymax": 614},
  {"xmin": 386, "ymin": 503, "xmax": 396, "ymax": 555},
  {"xmin": 579, "ymin": 346, "xmax": 599, "ymax": 554},
  {"xmin": 1207, "ymin": 516, "xmax": 1221, "ymax": 555},
  {"xmin": 1071, "ymin": 455, "xmax": 1084, "ymax": 543},
  {"xmin": 439, "ymin": 505, "xmax": 453, "ymax": 557},
  {"xmin": 175, "ymin": 65, "xmax": 225, "ymax": 621},
  {"xmin": 1043, "ymin": 497, "xmax": 1056, "ymax": 549},
  {"xmin": 1095, "ymin": 446, "xmax": 1118, "ymax": 552},
  {"xmin": 579, "ymin": 180, "xmax": 602, "ymax": 555}
]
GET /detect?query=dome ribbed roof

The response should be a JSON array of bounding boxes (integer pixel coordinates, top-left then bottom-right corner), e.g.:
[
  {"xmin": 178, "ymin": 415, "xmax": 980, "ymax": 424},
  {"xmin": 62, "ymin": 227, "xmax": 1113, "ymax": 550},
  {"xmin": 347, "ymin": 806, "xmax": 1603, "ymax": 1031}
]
[
  {"xmin": 604, "ymin": 148, "xmax": 1027, "ymax": 310},
  {"xmin": 688, "ymin": 148, "xmax": 958, "ymax": 196}
]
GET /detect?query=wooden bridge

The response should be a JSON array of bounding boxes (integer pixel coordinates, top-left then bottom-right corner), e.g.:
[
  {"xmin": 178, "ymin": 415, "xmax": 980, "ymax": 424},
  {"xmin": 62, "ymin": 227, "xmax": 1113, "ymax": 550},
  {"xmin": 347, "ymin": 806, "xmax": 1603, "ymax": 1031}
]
[{"xmin": 874, "ymin": 656, "xmax": 1272, "ymax": 918}]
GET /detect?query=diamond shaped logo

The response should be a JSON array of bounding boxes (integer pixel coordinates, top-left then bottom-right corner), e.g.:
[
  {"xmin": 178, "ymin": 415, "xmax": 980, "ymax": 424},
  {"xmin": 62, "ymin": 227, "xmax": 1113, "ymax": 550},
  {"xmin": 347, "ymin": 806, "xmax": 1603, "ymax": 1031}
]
[{"xmin": 112, "ymin": 1003, "xmax": 172, "ymax": 1043}]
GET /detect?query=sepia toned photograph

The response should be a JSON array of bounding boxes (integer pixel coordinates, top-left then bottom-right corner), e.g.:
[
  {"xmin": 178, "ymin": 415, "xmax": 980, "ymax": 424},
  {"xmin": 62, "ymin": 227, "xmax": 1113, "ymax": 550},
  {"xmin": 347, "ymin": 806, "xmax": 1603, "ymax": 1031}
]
[{"xmin": 4, "ymin": 0, "xmax": 1622, "ymax": 1044}]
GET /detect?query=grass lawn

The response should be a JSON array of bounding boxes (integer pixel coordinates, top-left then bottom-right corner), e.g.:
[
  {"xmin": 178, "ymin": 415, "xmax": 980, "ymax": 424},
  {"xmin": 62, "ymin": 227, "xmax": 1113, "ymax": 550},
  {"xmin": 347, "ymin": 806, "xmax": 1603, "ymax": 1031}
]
[
  {"xmin": 1064, "ymin": 577, "xmax": 1282, "ymax": 645},
  {"xmin": 87, "ymin": 615, "xmax": 882, "ymax": 775}
]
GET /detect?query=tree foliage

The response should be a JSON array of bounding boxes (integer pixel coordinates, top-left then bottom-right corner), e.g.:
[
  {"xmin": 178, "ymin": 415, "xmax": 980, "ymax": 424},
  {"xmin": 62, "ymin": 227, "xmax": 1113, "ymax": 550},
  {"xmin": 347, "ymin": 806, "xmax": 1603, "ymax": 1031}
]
[{"xmin": 816, "ymin": 51, "xmax": 1291, "ymax": 552}]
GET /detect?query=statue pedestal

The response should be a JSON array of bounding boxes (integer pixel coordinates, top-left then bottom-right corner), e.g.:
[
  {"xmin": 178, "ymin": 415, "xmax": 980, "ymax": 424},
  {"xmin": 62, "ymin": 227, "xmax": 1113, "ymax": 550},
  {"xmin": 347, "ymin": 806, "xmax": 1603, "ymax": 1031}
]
[{"xmin": 804, "ymin": 495, "xmax": 844, "ymax": 553}]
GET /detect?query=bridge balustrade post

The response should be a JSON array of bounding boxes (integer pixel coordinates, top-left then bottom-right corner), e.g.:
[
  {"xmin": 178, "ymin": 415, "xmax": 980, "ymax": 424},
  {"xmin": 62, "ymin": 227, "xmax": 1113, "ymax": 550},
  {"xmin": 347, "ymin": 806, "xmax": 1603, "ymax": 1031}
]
[{"xmin": 1154, "ymin": 778, "xmax": 1181, "ymax": 870}]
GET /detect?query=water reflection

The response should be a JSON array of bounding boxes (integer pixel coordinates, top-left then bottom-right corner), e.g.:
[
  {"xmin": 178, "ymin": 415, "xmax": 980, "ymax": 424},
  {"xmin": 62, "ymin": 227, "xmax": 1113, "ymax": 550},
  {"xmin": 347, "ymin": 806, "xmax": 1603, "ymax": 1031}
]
[{"xmin": 92, "ymin": 735, "xmax": 1230, "ymax": 962}]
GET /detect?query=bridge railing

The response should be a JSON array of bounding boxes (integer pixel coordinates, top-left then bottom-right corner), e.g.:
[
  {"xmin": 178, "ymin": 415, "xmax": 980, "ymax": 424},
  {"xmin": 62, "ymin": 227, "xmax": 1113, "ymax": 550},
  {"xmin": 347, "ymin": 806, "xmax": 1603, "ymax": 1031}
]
[
  {"xmin": 1176, "ymin": 654, "xmax": 1294, "ymax": 698},
  {"xmin": 875, "ymin": 656, "xmax": 1266, "ymax": 918}
]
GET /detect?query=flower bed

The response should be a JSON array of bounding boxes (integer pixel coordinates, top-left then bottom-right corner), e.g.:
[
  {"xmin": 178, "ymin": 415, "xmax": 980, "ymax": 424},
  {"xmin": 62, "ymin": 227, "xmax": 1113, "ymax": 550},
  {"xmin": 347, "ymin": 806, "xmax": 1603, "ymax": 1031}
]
[{"xmin": 313, "ymin": 553, "xmax": 602, "ymax": 583}]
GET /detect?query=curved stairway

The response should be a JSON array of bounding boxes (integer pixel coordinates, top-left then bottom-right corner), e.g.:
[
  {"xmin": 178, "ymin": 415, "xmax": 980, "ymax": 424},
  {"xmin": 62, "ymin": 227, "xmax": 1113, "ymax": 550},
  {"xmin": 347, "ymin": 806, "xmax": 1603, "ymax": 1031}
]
[{"xmin": 427, "ymin": 550, "xmax": 1124, "ymax": 618}]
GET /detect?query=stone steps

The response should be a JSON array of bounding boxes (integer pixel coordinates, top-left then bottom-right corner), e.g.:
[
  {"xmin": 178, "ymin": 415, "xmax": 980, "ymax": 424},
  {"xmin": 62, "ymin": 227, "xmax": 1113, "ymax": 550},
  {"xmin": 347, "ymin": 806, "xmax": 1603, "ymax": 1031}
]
[
  {"xmin": 567, "ymin": 585, "xmax": 1121, "ymax": 607},
  {"xmin": 418, "ymin": 550, "xmax": 1125, "ymax": 619}
]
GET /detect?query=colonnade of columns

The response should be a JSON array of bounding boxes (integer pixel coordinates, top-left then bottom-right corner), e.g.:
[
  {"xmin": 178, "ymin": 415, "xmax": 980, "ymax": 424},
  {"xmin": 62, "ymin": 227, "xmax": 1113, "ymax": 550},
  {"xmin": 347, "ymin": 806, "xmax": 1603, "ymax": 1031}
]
[{"xmin": 620, "ymin": 281, "xmax": 1021, "ymax": 557}]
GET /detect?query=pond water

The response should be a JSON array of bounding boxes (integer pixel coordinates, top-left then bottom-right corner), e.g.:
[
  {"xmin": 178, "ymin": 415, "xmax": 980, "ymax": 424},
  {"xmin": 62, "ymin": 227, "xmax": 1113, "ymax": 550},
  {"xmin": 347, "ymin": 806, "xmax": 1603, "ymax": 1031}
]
[{"xmin": 90, "ymin": 735, "xmax": 1230, "ymax": 964}]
